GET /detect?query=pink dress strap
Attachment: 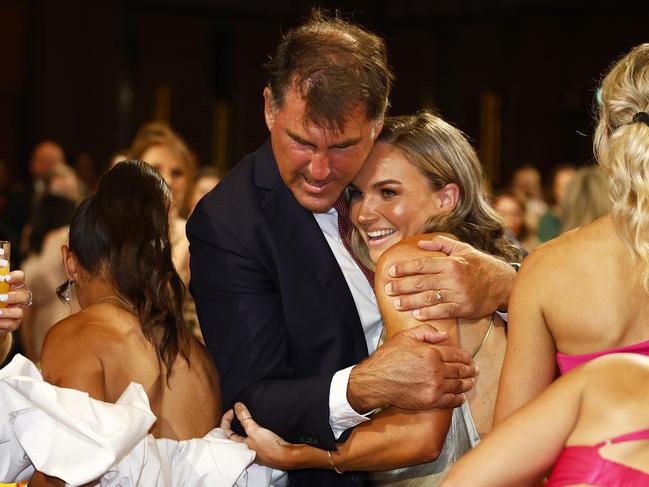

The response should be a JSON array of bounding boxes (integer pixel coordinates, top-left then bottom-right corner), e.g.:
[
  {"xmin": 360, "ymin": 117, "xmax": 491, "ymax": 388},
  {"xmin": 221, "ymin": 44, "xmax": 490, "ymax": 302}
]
[
  {"xmin": 593, "ymin": 427, "xmax": 649, "ymax": 448},
  {"xmin": 556, "ymin": 339, "xmax": 649, "ymax": 374}
]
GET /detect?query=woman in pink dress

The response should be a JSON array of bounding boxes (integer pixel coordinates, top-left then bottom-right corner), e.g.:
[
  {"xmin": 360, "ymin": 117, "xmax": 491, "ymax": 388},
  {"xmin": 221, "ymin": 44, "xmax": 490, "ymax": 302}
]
[{"xmin": 447, "ymin": 43, "xmax": 649, "ymax": 486}]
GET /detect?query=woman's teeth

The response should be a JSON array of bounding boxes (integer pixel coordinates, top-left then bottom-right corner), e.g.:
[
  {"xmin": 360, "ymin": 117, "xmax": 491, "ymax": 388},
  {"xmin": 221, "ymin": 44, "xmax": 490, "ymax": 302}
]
[{"xmin": 367, "ymin": 229, "xmax": 396, "ymax": 240}]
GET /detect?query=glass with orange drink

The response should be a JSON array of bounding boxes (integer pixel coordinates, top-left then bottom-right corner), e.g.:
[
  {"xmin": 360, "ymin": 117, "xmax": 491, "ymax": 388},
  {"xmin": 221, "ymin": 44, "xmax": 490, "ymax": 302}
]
[{"xmin": 0, "ymin": 241, "xmax": 10, "ymax": 307}]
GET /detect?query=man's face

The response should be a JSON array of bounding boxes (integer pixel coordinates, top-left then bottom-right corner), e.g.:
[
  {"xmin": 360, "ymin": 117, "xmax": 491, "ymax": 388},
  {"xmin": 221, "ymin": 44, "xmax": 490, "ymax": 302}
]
[{"xmin": 264, "ymin": 85, "xmax": 381, "ymax": 213}]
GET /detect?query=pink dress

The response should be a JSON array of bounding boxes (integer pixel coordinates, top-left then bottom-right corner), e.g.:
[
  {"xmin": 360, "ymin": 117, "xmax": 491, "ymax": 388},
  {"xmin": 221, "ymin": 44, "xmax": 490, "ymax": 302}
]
[
  {"xmin": 547, "ymin": 340, "xmax": 649, "ymax": 486},
  {"xmin": 556, "ymin": 338, "xmax": 649, "ymax": 374},
  {"xmin": 547, "ymin": 429, "xmax": 649, "ymax": 487}
]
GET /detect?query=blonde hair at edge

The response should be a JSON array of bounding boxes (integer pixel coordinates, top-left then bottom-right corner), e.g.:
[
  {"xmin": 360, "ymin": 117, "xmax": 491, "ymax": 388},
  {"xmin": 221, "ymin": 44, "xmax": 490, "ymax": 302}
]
[
  {"xmin": 593, "ymin": 43, "xmax": 649, "ymax": 293},
  {"xmin": 350, "ymin": 111, "xmax": 522, "ymax": 269},
  {"xmin": 0, "ymin": 333, "xmax": 11, "ymax": 363}
]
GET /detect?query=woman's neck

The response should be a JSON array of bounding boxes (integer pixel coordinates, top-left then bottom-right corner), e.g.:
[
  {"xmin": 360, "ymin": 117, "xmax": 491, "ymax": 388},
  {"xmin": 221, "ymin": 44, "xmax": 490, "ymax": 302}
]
[{"xmin": 76, "ymin": 277, "xmax": 124, "ymax": 310}]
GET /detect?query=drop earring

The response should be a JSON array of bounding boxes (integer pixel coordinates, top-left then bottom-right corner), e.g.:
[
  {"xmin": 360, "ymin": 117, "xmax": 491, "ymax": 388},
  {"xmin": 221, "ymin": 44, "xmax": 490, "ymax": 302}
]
[{"xmin": 56, "ymin": 279, "xmax": 74, "ymax": 304}]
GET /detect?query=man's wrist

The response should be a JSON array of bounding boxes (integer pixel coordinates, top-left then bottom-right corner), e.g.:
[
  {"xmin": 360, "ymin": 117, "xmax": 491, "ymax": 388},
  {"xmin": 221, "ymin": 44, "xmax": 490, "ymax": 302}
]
[{"xmin": 347, "ymin": 360, "xmax": 388, "ymax": 413}]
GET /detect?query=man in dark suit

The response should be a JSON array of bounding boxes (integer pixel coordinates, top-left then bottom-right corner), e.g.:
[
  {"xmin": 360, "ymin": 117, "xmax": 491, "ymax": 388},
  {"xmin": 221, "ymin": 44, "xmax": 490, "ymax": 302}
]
[{"xmin": 188, "ymin": 11, "xmax": 514, "ymax": 487}]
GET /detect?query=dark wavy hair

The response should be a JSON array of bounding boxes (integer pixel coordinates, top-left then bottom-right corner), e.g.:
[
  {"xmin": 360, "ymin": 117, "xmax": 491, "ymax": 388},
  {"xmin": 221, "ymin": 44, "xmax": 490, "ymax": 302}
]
[{"xmin": 66, "ymin": 160, "xmax": 190, "ymax": 379}]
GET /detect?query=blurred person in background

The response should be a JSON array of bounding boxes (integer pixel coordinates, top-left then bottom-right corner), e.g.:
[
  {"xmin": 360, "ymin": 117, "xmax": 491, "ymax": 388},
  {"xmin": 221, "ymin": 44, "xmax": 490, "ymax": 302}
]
[
  {"xmin": 510, "ymin": 164, "xmax": 547, "ymax": 235},
  {"xmin": 20, "ymin": 193, "xmax": 77, "ymax": 362},
  {"xmin": 537, "ymin": 164, "xmax": 577, "ymax": 242},
  {"xmin": 6, "ymin": 141, "xmax": 67, "ymax": 266},
  {"xmin": 45, "ymin": 163, "xmax": 86, "ymax": 204},
  {"xmin": 188, "ymin": 166, "xmax": 222, "ymax": 214},
  {"xmin": 494, "ymin": 190, "xmax": 539, "ymax": 252},
  {"xmin": 560, "ymin": 165, "xmax": 611, "ymax": 233}
]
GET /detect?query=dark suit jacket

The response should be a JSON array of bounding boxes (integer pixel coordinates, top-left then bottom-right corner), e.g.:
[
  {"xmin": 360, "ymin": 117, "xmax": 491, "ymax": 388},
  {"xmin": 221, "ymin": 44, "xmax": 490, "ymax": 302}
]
[{"xmin": 187, "ymin": 140, "xmax": 369, "ymax": 486}]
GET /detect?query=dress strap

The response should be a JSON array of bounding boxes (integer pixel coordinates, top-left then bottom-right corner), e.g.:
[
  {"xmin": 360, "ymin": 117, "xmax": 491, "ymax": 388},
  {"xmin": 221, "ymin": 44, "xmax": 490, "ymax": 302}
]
[
  {"xmin": 595, "ymin": 427, "xmax": 649, "ymax": 448},
  {"xmin": 471, "ymin": 313, "xmax": 495, "ymax": 358}
]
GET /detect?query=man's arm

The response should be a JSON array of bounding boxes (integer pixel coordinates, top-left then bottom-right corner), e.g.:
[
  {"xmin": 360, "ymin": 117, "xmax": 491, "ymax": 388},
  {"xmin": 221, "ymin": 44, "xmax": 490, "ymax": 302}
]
[{"xmin": 384, "ymin": 235, "xmax": 516, "ymax": 321}]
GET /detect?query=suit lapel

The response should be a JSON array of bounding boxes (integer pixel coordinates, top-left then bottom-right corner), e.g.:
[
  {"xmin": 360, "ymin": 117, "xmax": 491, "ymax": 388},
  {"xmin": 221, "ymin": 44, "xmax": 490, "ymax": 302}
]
[{"xmin": 255, "ymin": 140, "xmax": 364, "ymax": 328}]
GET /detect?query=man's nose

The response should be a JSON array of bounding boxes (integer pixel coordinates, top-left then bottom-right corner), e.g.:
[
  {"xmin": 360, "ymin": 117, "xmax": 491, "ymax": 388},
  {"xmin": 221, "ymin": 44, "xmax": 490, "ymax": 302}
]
[{"xmin": 309, "ymin": 152, "xmax": 331, "ymax": 181}]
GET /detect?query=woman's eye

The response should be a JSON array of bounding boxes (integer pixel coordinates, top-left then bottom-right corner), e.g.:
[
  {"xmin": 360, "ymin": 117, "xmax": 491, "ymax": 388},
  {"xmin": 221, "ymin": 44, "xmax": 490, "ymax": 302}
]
[
  {"xmin": 171, "ymin": 168, "xmax": 185, "ymax": 179},
  {"xmin": 381, "ymin": 188, "xmax": 396, "ymax": 199}
]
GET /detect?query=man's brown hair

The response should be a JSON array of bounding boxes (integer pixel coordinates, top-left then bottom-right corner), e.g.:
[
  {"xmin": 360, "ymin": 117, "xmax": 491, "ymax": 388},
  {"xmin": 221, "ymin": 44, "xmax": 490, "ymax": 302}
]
[{"xmin": 266, "ymin": 9, "xmax": 394, "ymax": 131}]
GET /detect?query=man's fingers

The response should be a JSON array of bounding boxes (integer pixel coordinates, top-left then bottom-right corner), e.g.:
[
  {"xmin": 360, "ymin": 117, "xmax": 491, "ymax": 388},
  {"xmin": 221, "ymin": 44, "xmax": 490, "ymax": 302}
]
[
  {"xmin": 437, "ymin": 346, "xmax": 474, "ymax": 367},
  {"xmin": 417, "ymin": 235, "xmax": 460, "ymax": 256},
  {"xmin": 387, "ymin": 257, "xmax": 446, "ymax": 281},
  {"xmin": 434, "ymin": 392, "xmax": 466, "ymax": 409},
  {"xmin": 400, "ymin": 324, "xmax": 449, "ymax": 344}
]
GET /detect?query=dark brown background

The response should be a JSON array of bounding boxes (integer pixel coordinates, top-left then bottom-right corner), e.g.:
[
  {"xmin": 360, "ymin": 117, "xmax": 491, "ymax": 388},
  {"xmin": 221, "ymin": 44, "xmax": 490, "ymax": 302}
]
[{"xmin": 1, "ymin": 0, "xmax": 648, "ymax": 186}]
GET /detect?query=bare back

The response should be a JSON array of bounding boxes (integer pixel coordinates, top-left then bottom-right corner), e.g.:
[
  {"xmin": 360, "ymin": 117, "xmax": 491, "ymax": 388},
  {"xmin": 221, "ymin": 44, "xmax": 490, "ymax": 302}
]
[
  {"xmin": 533, "ymin": 215, "xmax": 649, "ymax": 352},
  {"xmin": 495, "ymin": 214, "xmax": 649, "ymax": 421},
  {"xmin": 41, "ymin": 302, "xmax": 221, "ymax": 441}
]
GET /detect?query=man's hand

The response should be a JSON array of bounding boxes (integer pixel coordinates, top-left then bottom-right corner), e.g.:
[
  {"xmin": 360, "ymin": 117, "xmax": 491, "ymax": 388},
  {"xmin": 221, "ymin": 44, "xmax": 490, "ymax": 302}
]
[
  {"xmin": 347, "ymin": 324, "xmax": 476, "ymax": 413},
  {"xmin": 384, "ymin": 235, "xmax": 516, "ymax": 321}
]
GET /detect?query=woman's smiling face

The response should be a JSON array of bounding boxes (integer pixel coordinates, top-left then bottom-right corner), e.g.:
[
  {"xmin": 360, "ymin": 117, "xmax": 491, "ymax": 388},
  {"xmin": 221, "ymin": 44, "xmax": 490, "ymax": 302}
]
[{"xmin": 349, "ymin": 141, "xmax": 446, "ymax": 264}]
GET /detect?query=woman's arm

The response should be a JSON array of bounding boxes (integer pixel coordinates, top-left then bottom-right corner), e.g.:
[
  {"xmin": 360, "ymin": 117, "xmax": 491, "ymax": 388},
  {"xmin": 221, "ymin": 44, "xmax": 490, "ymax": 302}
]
[
  {"xmin": 493, "ymin": 249, "xmax": 557, "ymax": 423},
  {"xmin": 440, "ymin": 365, "xmax": 586, "ymax": 487}
]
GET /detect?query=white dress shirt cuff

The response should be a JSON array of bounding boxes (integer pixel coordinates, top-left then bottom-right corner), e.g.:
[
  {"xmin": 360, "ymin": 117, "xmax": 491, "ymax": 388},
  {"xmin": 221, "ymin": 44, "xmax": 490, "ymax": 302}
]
[{"xmin": 329, "ymin": 366, "xmax": 372, "ymax": 439}]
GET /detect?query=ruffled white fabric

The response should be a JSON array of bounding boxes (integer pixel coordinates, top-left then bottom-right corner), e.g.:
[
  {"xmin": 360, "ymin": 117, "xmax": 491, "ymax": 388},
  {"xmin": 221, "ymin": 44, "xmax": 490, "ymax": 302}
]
[{"xmin": 0, "ymin": 355, "xmax": 255, "ymax": 486}]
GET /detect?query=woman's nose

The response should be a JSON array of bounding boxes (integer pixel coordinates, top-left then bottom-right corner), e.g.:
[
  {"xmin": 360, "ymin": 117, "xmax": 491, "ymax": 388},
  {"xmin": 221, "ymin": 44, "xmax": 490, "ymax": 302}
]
[{"xmin": 356, "ymin": 197, "xmax": 377, "ymax": 225}]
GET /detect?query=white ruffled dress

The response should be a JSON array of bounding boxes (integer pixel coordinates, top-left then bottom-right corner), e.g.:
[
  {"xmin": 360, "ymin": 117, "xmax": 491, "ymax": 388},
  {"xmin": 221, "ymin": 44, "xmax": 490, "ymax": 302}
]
[{"xmin": 0, "ymin": 354, "xmax": 255, "ymax": 486}]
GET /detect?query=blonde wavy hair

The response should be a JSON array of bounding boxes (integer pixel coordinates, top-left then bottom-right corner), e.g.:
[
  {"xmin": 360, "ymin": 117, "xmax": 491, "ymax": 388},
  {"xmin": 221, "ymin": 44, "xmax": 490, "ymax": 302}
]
[
  {"xmin": 350, "ymin": 111, "xmax": 522, "ymax": 269},
  {"xmin": 0, "ymin": 333, "xmax": 11, "ymax": 364},
  {"xmin": 593, "ymin": 43, "xmax": 649, "ymax": 293}
]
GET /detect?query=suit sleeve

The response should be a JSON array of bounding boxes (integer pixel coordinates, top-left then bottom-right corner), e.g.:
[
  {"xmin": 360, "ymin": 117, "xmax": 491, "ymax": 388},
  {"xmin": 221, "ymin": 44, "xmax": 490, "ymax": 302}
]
[{"xmin": 188, "ymin": 209, "xmax": 338, "ymax": 450}]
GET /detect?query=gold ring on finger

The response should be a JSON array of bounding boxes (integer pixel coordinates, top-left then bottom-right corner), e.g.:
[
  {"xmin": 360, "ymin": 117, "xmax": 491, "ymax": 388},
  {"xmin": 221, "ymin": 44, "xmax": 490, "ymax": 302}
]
[{"xmin": 435, "ymin": 289, "xmax": 443, "ymax": 303}]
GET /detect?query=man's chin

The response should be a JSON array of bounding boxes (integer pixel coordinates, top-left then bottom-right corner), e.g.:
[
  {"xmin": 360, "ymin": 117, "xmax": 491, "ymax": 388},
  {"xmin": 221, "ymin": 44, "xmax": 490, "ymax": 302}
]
[{"xmin": 294, "ymin": 191, "xmax": 339, "ymax": 213}]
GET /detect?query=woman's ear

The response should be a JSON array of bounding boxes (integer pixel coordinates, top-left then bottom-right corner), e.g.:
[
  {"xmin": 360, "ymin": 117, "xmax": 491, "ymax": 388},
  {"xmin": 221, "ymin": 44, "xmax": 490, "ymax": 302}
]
[
  {"xmin": 436, "ymin": 183, "xmax": 460, "ymax": 212},
  {"xmin": 61, "ymin": 245, "xmax": 79, "ymax": 281},
  {"xmin": 263, "ymin": 87, "xmax": 276, "ymax": 131}
]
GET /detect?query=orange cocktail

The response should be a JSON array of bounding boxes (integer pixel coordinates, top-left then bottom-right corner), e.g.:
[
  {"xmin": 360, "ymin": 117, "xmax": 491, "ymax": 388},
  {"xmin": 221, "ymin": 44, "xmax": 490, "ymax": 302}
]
[{"xmin": 0, "ymin": 241, "xmax": 10, "ymax": 307}]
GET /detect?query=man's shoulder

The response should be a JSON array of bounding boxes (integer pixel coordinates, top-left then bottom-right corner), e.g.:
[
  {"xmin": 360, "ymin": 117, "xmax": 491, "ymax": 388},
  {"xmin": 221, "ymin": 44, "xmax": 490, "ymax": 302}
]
[{"xmin": 187, "ymin": 140, "xmax": 281, "ymax": 243}]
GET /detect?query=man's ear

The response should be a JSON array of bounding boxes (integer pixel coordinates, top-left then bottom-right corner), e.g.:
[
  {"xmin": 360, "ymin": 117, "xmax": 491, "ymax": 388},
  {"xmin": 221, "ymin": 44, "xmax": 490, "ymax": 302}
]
[
  {"xmin": 371, "ymin": 117, "xmax": 384, "ymax": 140},
  {"xmin": 61, "ymin": 245, "xmax": 79, "ymax": 282},
  {"xmin": 263, "ymin": 87, "xmax": 276, "ymax": 131},
  {"xmin": 436, "ymin": 183, "xmax": 460, "ymax": 212}
]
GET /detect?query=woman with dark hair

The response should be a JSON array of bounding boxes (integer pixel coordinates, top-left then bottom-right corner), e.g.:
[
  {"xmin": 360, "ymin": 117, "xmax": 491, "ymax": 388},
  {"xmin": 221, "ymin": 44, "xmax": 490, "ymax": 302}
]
[{"xmin": 0, "ymin": 161, "xmax": 253, "ymax": 486}]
